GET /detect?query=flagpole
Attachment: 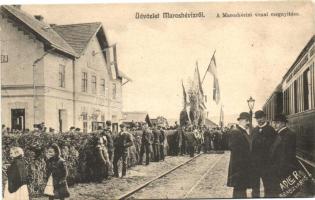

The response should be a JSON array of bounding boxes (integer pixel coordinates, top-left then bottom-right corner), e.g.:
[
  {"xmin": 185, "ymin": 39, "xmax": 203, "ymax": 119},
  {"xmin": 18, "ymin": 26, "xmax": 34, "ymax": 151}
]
[{"xmin": 201, "ymin": 50, "xmax": 216, "ymax": 84}]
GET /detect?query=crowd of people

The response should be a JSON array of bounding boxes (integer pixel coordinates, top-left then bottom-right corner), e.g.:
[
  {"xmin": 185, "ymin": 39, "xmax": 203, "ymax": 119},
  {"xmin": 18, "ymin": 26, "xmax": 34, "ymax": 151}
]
[
  {"xmin": 3, "ymin": 118, "xmax": 233, "ymax": 200},
  {"xmin": 4, "ymin": 110, "xmax": 299, "ymax": 199},
  {"xmin": 173, "ymin": 125, "xmax": 230, "ymax": 157},
  {"xmin": 227, "ymin": 110, "xmax": 299, "ymax": 198},
  {"xmin": 3, "ymin": 144, "xmax": 70, "ymax": 200}
]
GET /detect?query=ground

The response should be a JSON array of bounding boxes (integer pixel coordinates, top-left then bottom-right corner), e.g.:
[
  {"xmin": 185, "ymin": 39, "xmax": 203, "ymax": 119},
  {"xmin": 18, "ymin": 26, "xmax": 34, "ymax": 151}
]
[
  {"xmin": 34, "ymin": 151, "xmax": 312, "ymax": 199},
  {"xmin": 34, "ymin": 152, "xmax": 233, "ymax": 200}
]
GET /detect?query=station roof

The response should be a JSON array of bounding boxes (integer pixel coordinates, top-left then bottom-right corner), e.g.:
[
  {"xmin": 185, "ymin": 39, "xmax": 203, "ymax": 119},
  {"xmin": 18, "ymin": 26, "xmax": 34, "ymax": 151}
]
[
  {"xmin": 1, "ymin": 5, "xmax": 78, "ymax": 57},
  {"xmin": 52, "ymin": 22, "xmax": 104, "ymax": 55}
]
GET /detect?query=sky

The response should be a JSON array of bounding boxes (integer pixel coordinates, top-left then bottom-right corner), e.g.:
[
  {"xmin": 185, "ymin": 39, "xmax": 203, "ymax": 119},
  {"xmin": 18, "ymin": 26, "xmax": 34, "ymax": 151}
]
[{"xmin": 21, "ymin": 1, "xmax": 315, "ymax": 124}]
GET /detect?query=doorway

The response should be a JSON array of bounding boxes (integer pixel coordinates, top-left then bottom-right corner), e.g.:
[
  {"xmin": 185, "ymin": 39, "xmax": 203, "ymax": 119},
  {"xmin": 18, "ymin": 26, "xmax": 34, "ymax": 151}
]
[
  {"xmin": 11, "ymin": 109, "xmax": 25, "ymax": 131},
  {"xmin": 59, "ymin": 109, "xmax": 67, "ymax": 133}
]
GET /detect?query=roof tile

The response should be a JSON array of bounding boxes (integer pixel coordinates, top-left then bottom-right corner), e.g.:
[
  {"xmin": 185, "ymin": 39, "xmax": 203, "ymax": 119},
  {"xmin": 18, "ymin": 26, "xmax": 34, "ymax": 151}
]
[
  {"xmin": 2, "ymin": 5, "xmax": 77, "ymax": 57},
  {"xmin": 52, "ymin": 22, "xmax": 102, "ymax": 55}
]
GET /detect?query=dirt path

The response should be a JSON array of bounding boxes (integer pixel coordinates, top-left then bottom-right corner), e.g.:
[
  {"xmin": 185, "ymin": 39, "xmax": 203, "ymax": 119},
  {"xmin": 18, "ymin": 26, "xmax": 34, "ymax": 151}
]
[
  {"xmin": 34, "ymin": 155, "xmax": 191, "ymax": 200},
  {"xmin": 127, "ymin": 153, "xmax": 227, "ymax": 199},
  {"xmin": 187, "ymin": 152, "xmax": 232, "ymax": 198}
]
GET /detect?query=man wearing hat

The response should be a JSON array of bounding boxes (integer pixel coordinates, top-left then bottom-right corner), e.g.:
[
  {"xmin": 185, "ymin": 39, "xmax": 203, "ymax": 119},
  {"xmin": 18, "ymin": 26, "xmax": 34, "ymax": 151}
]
[
  {"xmin": 251, "ymin": 110, "xmax": 277, "ymax": 197},
  {"xmin": 102, "ymin": 121, "xmax": 114, "ymax": 176},
  {"xmin": 113, "ymin": 124, "xmax": 133, "ymax": 177},
  {"xmin": 269, "ymin": 114, "xmax": 298, "ymax": 195},
  {"xmin": 159, "ymin": 125, "xmax": 166, "ymax": 161},
  {"xmin": 227, "ymin": 112, "xmax": 252, "ymax": 198},
  {"xmin": 139, "ymin": 123, "xmax": 152, "ymax": 165},
  {"xmin": 152, "ymin": 123, "xmax": 161, "ymax": 161}
]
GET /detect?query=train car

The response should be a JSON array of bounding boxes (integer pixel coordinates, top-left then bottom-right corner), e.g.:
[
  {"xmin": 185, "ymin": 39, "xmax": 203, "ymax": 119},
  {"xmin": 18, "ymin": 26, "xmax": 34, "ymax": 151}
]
[
  {"xmin": 263, "ymin": 84, "xmax": 283, "ymax": 123},
  {"xmin": 282, "ymin": 35, "xmax": 315, "ymax": 167},
  {"xmin": 263, "ymin": 35, "xmax": 315, "ymax": 173}
]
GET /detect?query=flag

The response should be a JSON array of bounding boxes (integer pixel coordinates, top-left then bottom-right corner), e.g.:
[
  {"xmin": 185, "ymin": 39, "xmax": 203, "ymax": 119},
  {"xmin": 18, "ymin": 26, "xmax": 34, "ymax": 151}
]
[
  {"xmin": 182, "ymin": 80, "xmax": 187, "ymax": 109},
  {"xmin": 193, "ymin": 65, "xmax": 206, "ymax": 111},
  {"xmin": 194, "ymin": 64, "xmax": 204, "ymax": 95},
  {"xmin": 207, "ymin": 52, "xmax": 220, "ymax": 104},
  {"xmin": 104, "ymin": 44, "xmax": 118, "ymax": 79},
  {"xmin": 145, "ymin": 114, "xmax": 152, "ymax": 127},
  {"xmin": 219, "ymin": 105, "xmax": 224, "ymax": 127}
]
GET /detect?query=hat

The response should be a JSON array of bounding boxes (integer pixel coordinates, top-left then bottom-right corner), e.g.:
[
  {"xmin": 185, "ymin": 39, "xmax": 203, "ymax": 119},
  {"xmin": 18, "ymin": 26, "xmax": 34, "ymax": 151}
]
[
  {"xmin": 274, "ymin": 114, "xmax": 288, "ymax": 123},
  {"xmin": 119, "ymin": 124, "xmax": 125, "ymax": 128},
  {"xmin": 254, "ymin": 110, "xmax": 266, "ymax": 118},
  {"xmin": 106, "ymin": 120, "xmax": 111, "ymax": 126},
  {"xmin": 237, "ymin": 112, "xmax": 250, "ymax": 121}
]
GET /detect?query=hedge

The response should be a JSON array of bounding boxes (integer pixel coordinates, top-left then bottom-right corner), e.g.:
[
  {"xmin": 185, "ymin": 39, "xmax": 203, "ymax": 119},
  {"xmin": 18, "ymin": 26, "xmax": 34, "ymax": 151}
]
[{"xmin": 2, "ymin": 130, "xmax": 177, "ymax": 197}]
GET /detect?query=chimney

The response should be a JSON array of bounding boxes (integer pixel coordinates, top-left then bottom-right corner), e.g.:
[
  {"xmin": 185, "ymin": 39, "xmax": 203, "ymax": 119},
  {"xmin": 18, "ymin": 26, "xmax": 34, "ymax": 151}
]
[
  {"xmin": 34, "ymin": 15, "xmax": 44, "ymax": 21},
  {"xmin": 12, "ymin": 5, "xmax": 21, "ymax": 9}
]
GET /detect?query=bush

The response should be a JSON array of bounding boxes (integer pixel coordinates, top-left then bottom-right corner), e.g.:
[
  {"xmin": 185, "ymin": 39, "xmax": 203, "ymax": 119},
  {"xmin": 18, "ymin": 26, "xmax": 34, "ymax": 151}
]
[{"xmin": 2, "ymin": 130, "xmax": 178, "ymax": 197}]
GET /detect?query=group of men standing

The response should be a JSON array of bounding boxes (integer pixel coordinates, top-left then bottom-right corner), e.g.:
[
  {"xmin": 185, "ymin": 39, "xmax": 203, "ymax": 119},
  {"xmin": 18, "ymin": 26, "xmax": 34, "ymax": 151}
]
[
  {"xmin": 227, "ymin": 110, "xmax": 298, "ymax": 198},
  {"xmin": 173, "ymin": 125, "xmax": 229, "ymax": 157},
  {"xmin": 138, "ymin": 123, "xmax": 166, "ymax": 165},
  {"xmin": 95, "ymin": 121, "xmax": 133, "ymax": 181}
]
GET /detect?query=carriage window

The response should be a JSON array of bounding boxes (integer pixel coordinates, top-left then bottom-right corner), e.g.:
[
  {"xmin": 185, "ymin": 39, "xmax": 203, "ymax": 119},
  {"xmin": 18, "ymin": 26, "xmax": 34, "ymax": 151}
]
[
  {"xmin": 303, "ymin": 68, "xmax": 311, "ymax": 110},
  {"xmin": 293, "ymin": 81, "xmax": 298, "ymax": 113}
]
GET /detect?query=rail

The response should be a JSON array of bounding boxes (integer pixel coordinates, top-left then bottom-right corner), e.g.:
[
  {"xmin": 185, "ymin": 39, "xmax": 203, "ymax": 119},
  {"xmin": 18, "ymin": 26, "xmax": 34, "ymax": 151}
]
[{"xmin": 117, "ymin": 153, "xmax": 204, "ymax": 200}]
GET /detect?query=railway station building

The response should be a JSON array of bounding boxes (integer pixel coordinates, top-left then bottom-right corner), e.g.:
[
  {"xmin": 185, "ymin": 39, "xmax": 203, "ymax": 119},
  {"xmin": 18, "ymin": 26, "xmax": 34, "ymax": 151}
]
[{"xmin": 1, "ymin": 5, "xmax": 130, "ymax": 133}]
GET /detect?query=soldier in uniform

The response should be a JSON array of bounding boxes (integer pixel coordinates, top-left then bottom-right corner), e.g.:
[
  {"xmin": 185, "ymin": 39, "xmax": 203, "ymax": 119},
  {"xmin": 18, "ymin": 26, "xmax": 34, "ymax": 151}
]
[
  {"xmin": 152, "ymin": 124, "xmax": 161, "ymax": 161},
  {"xmin": 251, "ymin": 110, "xmax": 277, "ymax": 197},
  {"xmin": 139, "ymin": 123, "xmax": 152, "ymax": 165},
  {"xmin": 102, "ymin": 121, "xmax": 114, "ymax": 176},
  {"xmin": 113, "ymin": 124, "xmax": 133, "ymax": 178},
  {"xmin": 159, "ymin": 126, "xmax": 166, "ymax": 161},
  {"xmin": 174, "ymin": 126, "xmax": 183, "ymax": 156},
  {"xmin": 186, "ymin": 125, "xmax": 197, "ymax": 157},
  {"xmin": 227, "ymin": 112, "xmax": 252, "ymax": 198},
  {"xmin": 104, "ymin": 121, "xmax": 114, "ymax": 161},
  {"xmin": 269, "ymin": 114, "xmax": 298, "ymax": 196},
  {"xmin": 194, "ymin": 127, "xmax": 203, "ymax": 154},
  {"xmin": 203, "ymin": 127, "xmax": 211, "ymax": 153},
  {"xmin": 95, "ymin": 134, "xmax": 110, "ymax": 182}
]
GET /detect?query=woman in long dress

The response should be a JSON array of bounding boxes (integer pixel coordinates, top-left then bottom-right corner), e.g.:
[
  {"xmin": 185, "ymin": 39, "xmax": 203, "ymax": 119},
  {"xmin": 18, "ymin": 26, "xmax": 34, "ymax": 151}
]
[
  {"xmin": 44, "ymin": 143, "xmax": 70, "ymax": 200},
  {"xmin": 3, "ymin": 147, "xmax": 29, "ymax": 200}
]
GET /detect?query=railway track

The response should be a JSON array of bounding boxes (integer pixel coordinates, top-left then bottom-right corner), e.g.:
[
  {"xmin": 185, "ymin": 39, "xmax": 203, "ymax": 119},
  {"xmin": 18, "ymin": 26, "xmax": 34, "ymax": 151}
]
[{"xmin": 117, "ymin": 153, "xmax": 225, "ymax": 200}]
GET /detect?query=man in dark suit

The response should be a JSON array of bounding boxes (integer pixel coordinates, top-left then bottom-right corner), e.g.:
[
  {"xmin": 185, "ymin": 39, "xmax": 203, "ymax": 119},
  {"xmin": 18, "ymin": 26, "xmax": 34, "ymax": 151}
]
[
  {"xmin": 251, "ymin": 110, "xmax": 277, "ymax": 197},
  {"xmin": 227, "ymin": 112, "xmax": 252, "ymax": 198},
  {"xmin": 152, "ymin": 123, "xmax": 161, "ymax": 161},
  {"xmin": 270, "ymin": 114, "xmax": 298, "ymax": 196},
  {"xmin": 113, "ymin": 124, "xmax": 133, "ymax": 177},
  {"xmin": 139, "ymin": 123, "xmax": 152, "ymax": 165}
]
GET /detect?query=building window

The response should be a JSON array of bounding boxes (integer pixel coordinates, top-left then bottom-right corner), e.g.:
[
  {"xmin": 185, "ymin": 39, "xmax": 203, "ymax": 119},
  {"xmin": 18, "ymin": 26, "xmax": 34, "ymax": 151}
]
[
  {"xmin": 83, "ymin": 122, "xmax": 87, "ymax": 133},
  {"xmin": 101, "ymin": 115, "xmax": 105, "ymax": 122},
  {"xmin": 92, "ymin": 75, "xmax": 97, "ymax": 94},
  {"xmin": 82, "ymin": 112, "xmax": 88, "ymax": 133},
  {"xmin": 59, "ymin": 65, "xmax": 65, "ymax": 88},
  {"xmin": 100, "ymin": 79, "xmax": 105, "ymax": 95},
  {"xmin": 112, "ymin": 83, "xmax": 117, "ymax": 99},
  {"xmin": 82, "ymin": 72, "xmax": 88, "ymax": 92}
]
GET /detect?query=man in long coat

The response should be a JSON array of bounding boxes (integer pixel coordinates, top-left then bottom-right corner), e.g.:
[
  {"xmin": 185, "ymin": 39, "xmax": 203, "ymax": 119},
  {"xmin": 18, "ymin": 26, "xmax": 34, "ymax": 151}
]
[
  {"xmin": 269, "ymin": 114, "xmax": 298, "ymax": 196},
  {"xmin": 227, "ymin": 112, "xmax": 252, "ymax": 198},
  {"xmin": 251, "ymin": 110, "xmax": 277, "ymax": 197},
  {"xmin": 139, "ymin": 123, "xmax": 152, "ymax": 165},
  {"xmin": 152, "ymin": 124, "xmax": 161, "ymax": 161},
  {"xmin": 113, "ymin": 124, "xmax": 133, "ymax": 177},
  {"xmin": 186, "ymin": 126, "xmax": 197, "ymax": 157}
]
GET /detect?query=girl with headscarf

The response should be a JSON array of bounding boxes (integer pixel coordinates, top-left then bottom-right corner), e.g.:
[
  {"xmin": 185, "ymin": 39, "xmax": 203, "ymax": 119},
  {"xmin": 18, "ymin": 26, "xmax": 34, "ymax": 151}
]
[
  {"xmin": 44, "ymin": 143, "xmax": 70, "ymax": 200},
  {"xmin": 3, "ymin": 147, "xmax": 29, "ymax": 200}
]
